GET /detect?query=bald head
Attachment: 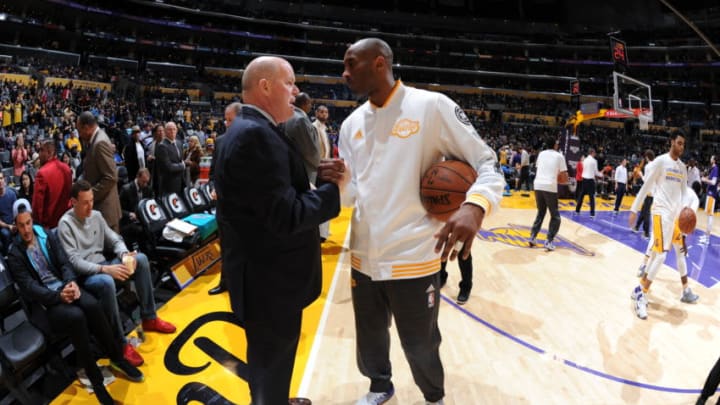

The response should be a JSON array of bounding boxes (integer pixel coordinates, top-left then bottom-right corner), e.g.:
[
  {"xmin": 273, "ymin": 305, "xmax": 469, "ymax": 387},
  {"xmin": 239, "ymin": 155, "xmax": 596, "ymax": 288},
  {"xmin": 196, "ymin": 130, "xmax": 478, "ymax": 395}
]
[
  {"xmin": 241, "ymin": 56, "xmax": 298, "ymax": 124},
  {"xmin": 242, "ymin": 56, "xmax": 283, "ymax": 93},
  {"xmin": 349, "ymin": 38, "xmax": 393, "ymax": 66},
  {"xmin": 343, "ymin": 38, "xmax": 396, "ymax": 104}
]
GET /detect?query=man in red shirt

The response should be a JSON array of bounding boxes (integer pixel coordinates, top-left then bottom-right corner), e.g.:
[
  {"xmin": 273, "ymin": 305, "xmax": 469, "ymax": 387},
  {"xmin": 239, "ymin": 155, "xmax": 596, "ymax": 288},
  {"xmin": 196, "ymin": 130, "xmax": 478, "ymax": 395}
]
[{"xmin": 32, "ymin": 140, "xmax": 72, "ymax": 229}]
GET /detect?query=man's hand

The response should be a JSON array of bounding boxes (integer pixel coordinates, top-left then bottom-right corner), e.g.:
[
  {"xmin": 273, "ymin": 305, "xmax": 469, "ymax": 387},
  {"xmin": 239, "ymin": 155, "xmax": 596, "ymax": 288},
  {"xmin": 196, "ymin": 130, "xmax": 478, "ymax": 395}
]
[
  {"xmin": 102, "ymin": 263, "xmax": 133, "ymax": 281},
  {"xmin": 434, "ymin": 204, "xmax": 485, "ymax": 261},
  {"xmin": 129, "ymin": 212, "xmax": 137, "ymax": 222},
  {"xmin": 680, "ymin": 235, "xmax": 688, "ymax": 256},
  {"xmin": 628, "ymin": 211, "xmax": 637, "ymax": 228},
  {"xmin": 60, "ymin": 281, "xmax": 80, "ymax": 303},
  {"xmin": 318, "ymin": 158, "xmax": 349, "ymax": 189}
]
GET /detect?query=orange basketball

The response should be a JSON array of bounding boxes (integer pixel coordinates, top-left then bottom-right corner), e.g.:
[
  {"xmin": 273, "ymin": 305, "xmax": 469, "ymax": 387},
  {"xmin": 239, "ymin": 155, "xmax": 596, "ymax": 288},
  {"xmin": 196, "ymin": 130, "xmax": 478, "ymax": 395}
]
[
  {"xmin": 678, "ymin": 207, "xmax": 696, "ymax": 234},
  {"xmin": 420, "ymin": 160, "xmax": 477, "ymax": 221}
]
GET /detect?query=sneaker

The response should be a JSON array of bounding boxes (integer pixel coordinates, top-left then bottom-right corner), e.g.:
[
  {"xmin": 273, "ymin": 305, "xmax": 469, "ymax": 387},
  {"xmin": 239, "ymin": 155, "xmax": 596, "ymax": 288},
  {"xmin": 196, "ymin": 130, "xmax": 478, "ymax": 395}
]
[
  {"xmin": 142, "ymin": 317, "xmax": 176, "ymax": 334},
  {"xmin": 632, "ymin": 227, "xmax": 640, "ymax": 234},
  {"xmin": 123, "ymin": 343, "xmax": 144, "ymax": 367},
  {"xmin": 456, "ymin": 288, "xmax": 470, "ymax": 305},
  {"xmin": 288, "ymin": 398, "xmax": 312, "ymax": 405},
  {"xmin": 356, "ymin": 387, "xmax": 394, "ymax": 405},
  {"xmin": 631, "ymin": 285, "xmax": 643, "ymax": 301},
  {"xmin": 636, "ymin": 264, "xmax": 646, "ymax": 278},
  {"xmin": 528, "ymin": 238, "xmax": 536, "ymax": 247},
  {"xmin": 545, "ymin": 241, "xmax": 555, "ymax": 251},
  {"xmin": 635, "ymin": 292, "xmax": 648, "ymax": 320},
  {"xmin": 590, "ymin": 214, "xmax": 596, "ymax": 219},
  {"xmin": 110, "ymin": 359, "xmax": 144, "ymax": 383},
  {"xmin": 680, "ymin": 288, "xmax": 699, "ymax": 304}
]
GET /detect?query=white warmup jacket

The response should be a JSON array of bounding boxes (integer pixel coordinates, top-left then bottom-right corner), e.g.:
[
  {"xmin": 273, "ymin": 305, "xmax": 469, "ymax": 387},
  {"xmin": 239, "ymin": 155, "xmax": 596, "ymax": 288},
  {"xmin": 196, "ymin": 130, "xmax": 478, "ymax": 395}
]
[{"xmin": 339, "ymin": 82, "xmax": 505, "ymax": 280}]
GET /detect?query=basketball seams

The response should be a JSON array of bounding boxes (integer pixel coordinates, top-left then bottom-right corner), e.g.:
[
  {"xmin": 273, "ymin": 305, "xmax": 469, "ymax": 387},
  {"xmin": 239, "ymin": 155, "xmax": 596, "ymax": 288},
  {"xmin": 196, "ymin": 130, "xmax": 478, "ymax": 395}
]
[{"xmin": 438, "ymin": 164, "xmax": 475, "ymax": 186}]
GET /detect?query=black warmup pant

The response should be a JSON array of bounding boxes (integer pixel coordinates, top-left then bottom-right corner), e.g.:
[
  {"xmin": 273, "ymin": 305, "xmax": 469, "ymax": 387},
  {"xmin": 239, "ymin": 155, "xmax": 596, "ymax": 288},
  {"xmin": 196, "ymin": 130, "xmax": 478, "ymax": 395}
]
[
  {"xmin": 575, "ymin": 179, "xmax": 596, "ymax": 216},
  {"xmin": 531, "ymin": 190, "xmax": 561, "ymax": 242},
  {"xmin": 636, "ymin": 196, "xmax": 653, "ymax": 236},
  {"xmin": 351, "ymin": 269, "xmax": 444, "ymax": 403},
  {"xmin": 244, "ymin": 311, "xmax": 302, "ymax": 405},
  {"xmin": 440, "ymin": 255, "xmax": 473, "ymax": 291},
  {"xmin": 699, "ymin": 354, "xmax": 720, "ymax": 402},
  {"xmin": 46, "ymin": 288, "xmax": 122, "ymax": 385},
  {"xmin": 614, "ymin": 183, "xmax": 626, "ymax": 211},
  {"xmin": 520, "ymin": 166, "xmax": 531, "ymax": 191}
]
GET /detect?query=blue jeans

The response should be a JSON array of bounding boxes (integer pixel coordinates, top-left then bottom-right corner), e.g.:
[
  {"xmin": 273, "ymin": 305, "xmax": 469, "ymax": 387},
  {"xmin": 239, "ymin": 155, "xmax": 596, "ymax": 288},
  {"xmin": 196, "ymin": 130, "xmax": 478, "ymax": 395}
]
[{"xmin": 81, "ymin": 253, "xmax": 156, "ymax": 343}]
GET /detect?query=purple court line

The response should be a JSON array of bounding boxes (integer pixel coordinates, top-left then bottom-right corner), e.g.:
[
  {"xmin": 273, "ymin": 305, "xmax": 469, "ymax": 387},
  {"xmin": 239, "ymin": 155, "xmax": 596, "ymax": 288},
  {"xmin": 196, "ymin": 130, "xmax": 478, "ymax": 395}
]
[{"xmin": 441, "ymin": 294, "xmax": 705, "ymax": 394}]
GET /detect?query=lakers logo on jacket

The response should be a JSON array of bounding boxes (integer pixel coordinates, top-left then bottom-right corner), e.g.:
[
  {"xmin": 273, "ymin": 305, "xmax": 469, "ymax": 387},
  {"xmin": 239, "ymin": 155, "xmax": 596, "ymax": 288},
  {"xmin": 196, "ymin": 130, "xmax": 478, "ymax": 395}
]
[{"xmin": 391, "ymin": 119, "xmax": 420, "ymax": 139}]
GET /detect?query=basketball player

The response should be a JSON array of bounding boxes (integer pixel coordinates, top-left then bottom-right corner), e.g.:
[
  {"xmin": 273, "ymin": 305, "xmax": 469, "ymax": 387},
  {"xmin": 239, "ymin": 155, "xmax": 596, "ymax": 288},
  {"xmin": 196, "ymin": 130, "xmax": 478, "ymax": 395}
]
[
  {"xmin": 699, "ymin": 155, "xmax": 717, "ymax": 245},
  {"xmin": 629, "ymin": 132, "xmax": 697, "ymax": 320},
  {"xmin": 636, "ymin": 186, "xmax": 698, "ymax": 279},
  {"xmin": 528, "ymin": 139, "xmax": 567, "ymax": 251},
  {"xmin": 339, "ymin": 38, "xmax": 504, "ymax": 405}
]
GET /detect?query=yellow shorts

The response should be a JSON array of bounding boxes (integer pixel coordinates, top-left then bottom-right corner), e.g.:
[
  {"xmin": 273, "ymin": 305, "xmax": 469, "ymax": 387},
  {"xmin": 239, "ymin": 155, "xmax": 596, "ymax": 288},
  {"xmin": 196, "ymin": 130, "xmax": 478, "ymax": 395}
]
[
  {"xmin": 706, "ymin": 195, "xmax": 716, "ymax": 216},
  {"xmin": 652, "ymin": 214, "xmax": 682, "ymax": 253}
]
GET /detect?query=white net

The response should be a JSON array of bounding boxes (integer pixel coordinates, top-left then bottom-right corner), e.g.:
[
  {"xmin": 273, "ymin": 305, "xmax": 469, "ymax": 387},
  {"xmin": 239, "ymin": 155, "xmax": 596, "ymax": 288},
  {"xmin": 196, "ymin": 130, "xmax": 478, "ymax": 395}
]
[{"xmin": 638, "ymin": 114, "xmax": 650, "ymax": 131}]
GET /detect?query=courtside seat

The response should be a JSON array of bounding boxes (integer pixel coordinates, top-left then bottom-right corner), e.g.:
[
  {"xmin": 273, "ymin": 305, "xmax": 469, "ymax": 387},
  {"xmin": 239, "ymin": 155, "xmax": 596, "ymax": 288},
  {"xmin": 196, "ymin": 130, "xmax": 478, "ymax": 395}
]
[
  {"xmin": 0, "ymin": 257, "xmax": 47, "ymax": 404},
  {"xmin": 137, "ymin": 198, "xmax": 198, "ymax": 287},
  {"xmin": 183, "ymin": 186, "xmax": 210, "ymax": 214},
  {"xmin": 160, "ymin": 192, "xmax": 192, "ymax": 220},
  {"xmin": 200, "ymin": 182, "xmax": 216, "ymax": 215}
]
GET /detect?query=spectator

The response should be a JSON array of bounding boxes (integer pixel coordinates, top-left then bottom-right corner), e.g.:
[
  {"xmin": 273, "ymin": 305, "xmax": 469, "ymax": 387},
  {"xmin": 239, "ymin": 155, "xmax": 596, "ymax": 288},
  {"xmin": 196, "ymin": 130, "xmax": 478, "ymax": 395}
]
[
  {"xmin": 0, "ymin": 171, "xmax": 17, "ymax": 255},
  {"xmin": 183, "ymin": 135, "xmax": 202, "ymax": 185},
  {"xmin": 122, "ymin": 125, "xmax": 145, "ymax": 181},
  {"xmin": 155, "ymin": 121, "xmax": 185, "ymax": 196},
  {"xmin": 33, "ymin": 140, "xmax": 72, "ymax": 229},
  {"xmin": 119, "ymin": 168, "xmax": 153, "ymax": 252},
  {"xmin": 12, "ymin": 134, "xmax": 28, "ymax": 180},
  {"xmin": 76, "ymin": 111, "xmax": 122, "ymax": 232},
  {"xmin": 8, "ymin": 199, "xmax": 143, "ymax": 405},
  {"xmin": 58, "ymin": 180, "xmax": 177, "ymax": 367},
  {"xmin": 18, "ymin": 171, "xmax": 34, "ymax": 201}
]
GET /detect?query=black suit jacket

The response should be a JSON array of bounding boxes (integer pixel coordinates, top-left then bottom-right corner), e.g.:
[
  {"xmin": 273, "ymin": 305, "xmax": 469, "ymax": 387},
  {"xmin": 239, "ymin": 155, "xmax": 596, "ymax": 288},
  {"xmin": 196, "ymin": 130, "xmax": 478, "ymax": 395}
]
[
  {"xmin": 215, "ymin": 107, "xmax": 340, "ymax": 323},
  {"xmin": 122, "ymin": 141, "xmax": 143, "ymax": 181},
  {"xmin": 7, "ymin": 227, "xmax": 77, "ymax": 334},
  {"xmin": 155, "ymin": 138, "xmax": 185, "ymax": 197},
  {"xmin": 119, "ymin": 180, "xmax": 154, "ymax": 225}
]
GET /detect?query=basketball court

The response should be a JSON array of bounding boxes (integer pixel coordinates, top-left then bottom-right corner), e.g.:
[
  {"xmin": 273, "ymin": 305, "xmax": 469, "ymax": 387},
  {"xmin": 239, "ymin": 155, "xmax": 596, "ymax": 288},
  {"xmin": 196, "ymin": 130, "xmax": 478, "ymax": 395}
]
[{"xmin": 52, "ymin": 193, "xmax": 720, "ymax": 404}]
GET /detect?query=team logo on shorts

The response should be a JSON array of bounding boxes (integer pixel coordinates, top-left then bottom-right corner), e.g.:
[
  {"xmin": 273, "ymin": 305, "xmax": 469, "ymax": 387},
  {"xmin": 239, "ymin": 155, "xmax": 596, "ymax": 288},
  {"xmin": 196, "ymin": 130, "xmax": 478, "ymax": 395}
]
[
  {"xmin": 455, "ymin": 106, "xmax": 471, "ymax": 126},
  {"xmin": 476, "ymin": 224, "xmax": 595, "ymax": 256}
]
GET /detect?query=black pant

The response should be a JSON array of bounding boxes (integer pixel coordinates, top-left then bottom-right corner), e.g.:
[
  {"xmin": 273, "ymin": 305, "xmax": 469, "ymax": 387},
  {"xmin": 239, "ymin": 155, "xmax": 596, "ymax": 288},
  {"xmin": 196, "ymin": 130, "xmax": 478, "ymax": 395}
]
[
  {"xmin": 351, "ymin": 269, "xmax": 444, "ymax": 402},
  {"xmin": 699, "ymin": 354, "xmax": 720, "ymax": 402},
  {"xmin": 532, "ymin": 190, "xmax": 561, "ymax": 242},
  {"xmin": 575, "ymin": 179, "xmax": 596, "ymax": 216},
  {"xmin": 46, "ymin": 289, "xmax": 122, "ymax": 386},
  {"xmin": 244, "ymin": 311, "xmax": 302, "ymax": 405},
  {"xmin": 635, "ymin": 196, "xmax": 653, "ymax": 236},
  {"xmin": 614, "ymin": 183, "xmax": 626, "ymax": 211},
  {"xmin": 440, "ymin": 255, "xmax": 473, "ymax": 291},
  {"xmin": 520, "ymin": 166, "xmax": 530, "ymax": 191}
]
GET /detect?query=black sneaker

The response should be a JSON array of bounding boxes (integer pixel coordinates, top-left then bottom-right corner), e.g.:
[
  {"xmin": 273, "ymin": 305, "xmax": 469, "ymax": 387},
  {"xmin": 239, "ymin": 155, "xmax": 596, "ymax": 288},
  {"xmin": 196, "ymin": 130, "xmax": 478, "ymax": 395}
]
[
  {"xmin": 456, "ymin": 288, "xmax": 471, "ymax": 305},
  {"xmin": 111, "ymin": 359, "xmax": 144, "ymax": 383}
]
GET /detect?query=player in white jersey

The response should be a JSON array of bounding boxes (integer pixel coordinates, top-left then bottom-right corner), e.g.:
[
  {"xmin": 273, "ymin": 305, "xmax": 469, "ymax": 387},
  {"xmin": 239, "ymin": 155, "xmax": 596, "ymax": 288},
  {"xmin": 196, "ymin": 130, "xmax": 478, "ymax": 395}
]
[
  {"xmin": 629, "ymin": 132, "xmax": 697, "ymax": 319},
  {"xmin": 636, "ymin": 186, "xmax": 698, "ymax": 279}
]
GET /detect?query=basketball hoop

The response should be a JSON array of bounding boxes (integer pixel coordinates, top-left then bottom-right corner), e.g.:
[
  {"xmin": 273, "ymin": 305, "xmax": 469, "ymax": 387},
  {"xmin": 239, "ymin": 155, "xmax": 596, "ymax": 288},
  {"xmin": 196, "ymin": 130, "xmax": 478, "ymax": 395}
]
[{"xmin": 638, "ymin": 113, "xmax": 650, "ymax": 131}]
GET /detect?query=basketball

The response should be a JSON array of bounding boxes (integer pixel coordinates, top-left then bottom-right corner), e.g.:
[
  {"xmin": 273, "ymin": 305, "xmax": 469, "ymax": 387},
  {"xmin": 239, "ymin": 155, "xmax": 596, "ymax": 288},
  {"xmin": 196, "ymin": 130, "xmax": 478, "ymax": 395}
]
[
  {"xmin": 420, "ymin": 160, "xmax": 477, "ymax": 221},
  {"xmin": 678, "ymin": 207, "xmax": 696, "ymax": 234}
]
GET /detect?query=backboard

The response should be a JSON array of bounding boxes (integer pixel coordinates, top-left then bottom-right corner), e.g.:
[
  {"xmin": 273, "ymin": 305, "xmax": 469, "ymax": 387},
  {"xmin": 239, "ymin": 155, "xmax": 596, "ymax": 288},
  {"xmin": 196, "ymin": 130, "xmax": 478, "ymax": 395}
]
[{"xmin": 612, "ymin": 71, "xmax": 653, "ymax": 124}]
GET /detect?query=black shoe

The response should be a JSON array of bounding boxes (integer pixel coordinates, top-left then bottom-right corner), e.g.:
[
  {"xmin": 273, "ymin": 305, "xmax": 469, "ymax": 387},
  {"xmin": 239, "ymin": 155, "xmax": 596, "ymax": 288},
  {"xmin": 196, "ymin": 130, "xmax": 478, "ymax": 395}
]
[
  {"xmin": 289, "ymin": 398, "xmax": 312, "ymax": 405},
  {"xmin": 208, "ymin": 282, "xmax": 227, "ymax": 295},
  {"xmin": 456, "ymin": 288, "xmax": 471, "ymax": 305},
  {"xmin": 110, "ymin": 359, "xmax": 144, "ymax": 383},
  {"xmin": 93, "ymin": 383, "xmax": 115, "ymax": 405}
]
